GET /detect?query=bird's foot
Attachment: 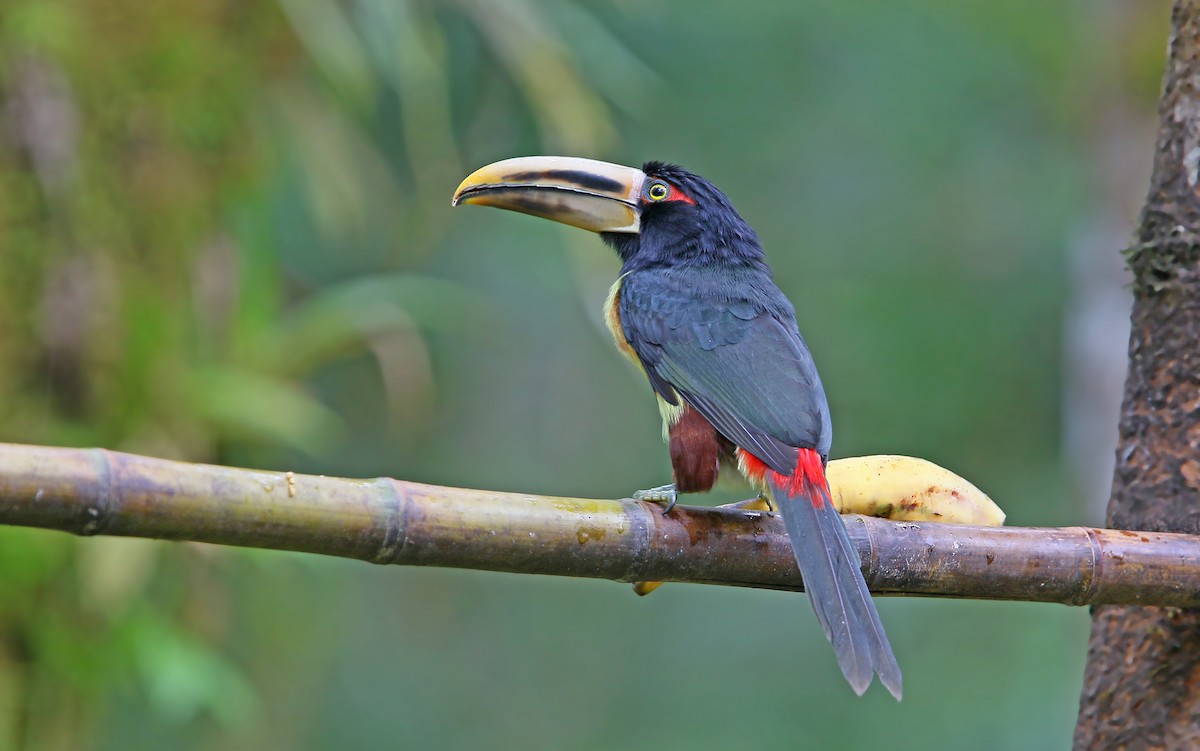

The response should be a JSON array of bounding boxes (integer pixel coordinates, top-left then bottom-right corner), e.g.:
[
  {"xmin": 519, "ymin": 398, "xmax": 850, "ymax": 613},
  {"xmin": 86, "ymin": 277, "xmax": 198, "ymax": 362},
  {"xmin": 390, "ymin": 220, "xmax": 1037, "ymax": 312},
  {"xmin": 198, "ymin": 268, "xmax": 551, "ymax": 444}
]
[
  {"xmin": 633, "ymin": 484, "xmax": 679, "ymax": 513},
  {"xmin": 717, "ymin": 493, "xmax": 773, "ymax": 518}
]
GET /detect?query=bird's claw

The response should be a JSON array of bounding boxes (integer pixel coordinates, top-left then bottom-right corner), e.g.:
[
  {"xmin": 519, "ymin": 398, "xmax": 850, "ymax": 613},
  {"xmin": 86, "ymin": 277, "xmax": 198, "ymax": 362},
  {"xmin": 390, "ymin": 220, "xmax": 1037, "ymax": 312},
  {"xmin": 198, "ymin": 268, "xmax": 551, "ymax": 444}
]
[{"xmin": 633, "ymin": 484, "xmax": 679, "ymax": 513}]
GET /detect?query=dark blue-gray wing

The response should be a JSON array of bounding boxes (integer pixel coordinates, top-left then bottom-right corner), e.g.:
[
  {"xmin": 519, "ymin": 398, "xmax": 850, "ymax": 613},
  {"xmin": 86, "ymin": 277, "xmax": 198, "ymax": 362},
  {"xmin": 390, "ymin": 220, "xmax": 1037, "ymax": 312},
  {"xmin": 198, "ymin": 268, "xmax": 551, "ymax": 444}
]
[{"xmin": 619, "ymin": 271, "xmax": 831, "ymax": 475}]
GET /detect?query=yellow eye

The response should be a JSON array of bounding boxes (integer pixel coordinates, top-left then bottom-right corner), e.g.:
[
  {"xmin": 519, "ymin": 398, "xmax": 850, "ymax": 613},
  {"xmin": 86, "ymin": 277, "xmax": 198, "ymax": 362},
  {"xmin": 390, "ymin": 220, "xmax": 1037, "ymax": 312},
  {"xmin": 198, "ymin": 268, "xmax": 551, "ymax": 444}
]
[{"xmin": 646, "ymin": 181, "xmax": 669, "ymax": 201}]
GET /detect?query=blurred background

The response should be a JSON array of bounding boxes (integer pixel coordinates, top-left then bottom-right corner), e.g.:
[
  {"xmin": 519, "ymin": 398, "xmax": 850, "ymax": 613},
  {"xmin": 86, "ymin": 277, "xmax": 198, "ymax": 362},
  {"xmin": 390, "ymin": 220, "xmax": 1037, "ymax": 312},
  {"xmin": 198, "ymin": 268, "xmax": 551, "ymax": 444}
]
[{"xmin": 0, "ymin": 0, "xmax": 1170, "ymax": 748}]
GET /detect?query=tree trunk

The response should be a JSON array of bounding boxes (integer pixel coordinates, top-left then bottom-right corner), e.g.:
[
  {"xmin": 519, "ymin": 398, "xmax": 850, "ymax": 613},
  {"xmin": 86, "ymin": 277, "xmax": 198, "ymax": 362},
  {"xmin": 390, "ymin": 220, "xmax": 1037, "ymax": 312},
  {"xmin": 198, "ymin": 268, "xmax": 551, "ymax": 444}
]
[{"xmin": 1074, "ymin": 2, "xmax": 1200, "ymax": 747}]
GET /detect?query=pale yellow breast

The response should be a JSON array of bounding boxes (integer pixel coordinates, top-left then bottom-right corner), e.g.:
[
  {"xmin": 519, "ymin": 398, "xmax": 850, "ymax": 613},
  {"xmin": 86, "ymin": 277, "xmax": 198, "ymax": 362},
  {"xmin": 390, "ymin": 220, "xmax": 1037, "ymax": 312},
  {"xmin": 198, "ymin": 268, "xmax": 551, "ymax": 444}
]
[{"xmin": 603, "ymin": 276, "xmax": 641, "ymax": 368}]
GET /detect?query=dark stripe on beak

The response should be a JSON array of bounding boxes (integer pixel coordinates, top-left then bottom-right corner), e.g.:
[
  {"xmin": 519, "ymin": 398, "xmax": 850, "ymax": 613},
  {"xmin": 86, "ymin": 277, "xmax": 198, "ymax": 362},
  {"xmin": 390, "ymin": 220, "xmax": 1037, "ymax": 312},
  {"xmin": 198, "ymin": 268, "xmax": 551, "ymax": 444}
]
[{"xmin": 503, "ymin": 170, "xmax": 626, "ymax": 195}]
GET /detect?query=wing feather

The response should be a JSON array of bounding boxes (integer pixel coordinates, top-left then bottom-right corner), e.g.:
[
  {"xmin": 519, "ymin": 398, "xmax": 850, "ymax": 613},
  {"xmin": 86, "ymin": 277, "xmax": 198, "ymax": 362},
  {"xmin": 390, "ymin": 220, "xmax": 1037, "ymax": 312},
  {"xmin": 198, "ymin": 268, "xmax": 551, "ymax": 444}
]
[{"xmin": 619, "ymin": 269, "xmax": 830, "ymax": 473}]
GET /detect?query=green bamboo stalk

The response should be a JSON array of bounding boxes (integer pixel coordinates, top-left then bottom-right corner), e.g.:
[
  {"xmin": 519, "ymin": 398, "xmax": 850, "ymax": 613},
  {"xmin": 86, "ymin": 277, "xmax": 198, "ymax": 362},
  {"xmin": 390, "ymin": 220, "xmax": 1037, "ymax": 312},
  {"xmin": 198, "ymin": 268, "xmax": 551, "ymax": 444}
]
[{"xmin": 0, "ymin": 441, "xmax": 1197, "ymax": 606}]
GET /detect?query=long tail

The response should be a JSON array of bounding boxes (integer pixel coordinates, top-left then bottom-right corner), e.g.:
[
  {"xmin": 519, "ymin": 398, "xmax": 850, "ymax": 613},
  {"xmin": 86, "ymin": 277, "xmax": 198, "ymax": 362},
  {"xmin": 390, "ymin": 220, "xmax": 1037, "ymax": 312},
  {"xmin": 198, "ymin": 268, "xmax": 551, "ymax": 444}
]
[{"xmin": 766, "ymin": 449, "xmax": 903, "ymax": 700}]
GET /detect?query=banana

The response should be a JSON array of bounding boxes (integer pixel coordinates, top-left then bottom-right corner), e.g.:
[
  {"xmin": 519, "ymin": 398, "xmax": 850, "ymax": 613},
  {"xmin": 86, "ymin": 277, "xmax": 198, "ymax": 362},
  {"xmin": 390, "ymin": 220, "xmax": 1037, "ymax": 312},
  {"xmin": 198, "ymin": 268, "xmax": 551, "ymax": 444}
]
[
  {"xmin": 632, "ymin": 454, "xmax": 1002, "ymax": 595},
  {"xmin": 826, "ymin": 454, "xmax": 1004, "ymax": 526}
]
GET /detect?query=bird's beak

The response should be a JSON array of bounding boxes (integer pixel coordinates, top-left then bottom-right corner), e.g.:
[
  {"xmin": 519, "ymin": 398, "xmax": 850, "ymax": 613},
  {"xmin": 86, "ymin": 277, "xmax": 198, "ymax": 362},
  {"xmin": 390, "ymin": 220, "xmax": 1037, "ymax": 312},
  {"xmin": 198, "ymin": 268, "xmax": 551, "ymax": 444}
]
[{"xmin": 452, "ymin": 156, "xmax": 645, "ymax": 233}]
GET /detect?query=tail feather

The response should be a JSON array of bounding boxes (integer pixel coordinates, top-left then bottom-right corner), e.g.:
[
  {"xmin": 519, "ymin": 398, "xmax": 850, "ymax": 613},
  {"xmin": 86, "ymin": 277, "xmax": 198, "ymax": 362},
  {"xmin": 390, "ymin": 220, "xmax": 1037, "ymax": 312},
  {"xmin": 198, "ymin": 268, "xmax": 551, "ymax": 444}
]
[{"xmin": 769, "ymin": 471, "xmax": 903, "ymax": 700}]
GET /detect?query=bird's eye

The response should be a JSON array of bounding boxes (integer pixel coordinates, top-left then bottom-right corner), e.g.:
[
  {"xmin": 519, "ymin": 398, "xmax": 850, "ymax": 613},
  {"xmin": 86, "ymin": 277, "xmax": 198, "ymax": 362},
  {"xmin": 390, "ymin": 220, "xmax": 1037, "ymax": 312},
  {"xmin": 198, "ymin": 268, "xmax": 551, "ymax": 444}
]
[{"xmin": 645, "ymin": 181, "xmax": 670, "ymax": 201}]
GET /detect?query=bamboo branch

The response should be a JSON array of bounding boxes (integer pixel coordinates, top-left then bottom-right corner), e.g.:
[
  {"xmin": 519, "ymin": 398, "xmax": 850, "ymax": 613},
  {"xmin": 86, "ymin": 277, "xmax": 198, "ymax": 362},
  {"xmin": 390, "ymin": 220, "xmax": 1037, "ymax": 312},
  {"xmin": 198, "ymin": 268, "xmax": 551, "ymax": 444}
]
[{"xmin": 0, "ymin": 441, "xmax": 1197, "ymax": 606}]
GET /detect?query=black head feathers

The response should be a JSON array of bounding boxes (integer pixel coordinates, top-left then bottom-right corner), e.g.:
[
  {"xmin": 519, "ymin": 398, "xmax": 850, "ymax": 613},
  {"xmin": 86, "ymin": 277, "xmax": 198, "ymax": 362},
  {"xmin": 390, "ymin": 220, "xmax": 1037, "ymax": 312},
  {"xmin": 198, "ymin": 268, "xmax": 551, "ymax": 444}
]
[{"xmin": 604, "ymin": 162, "xmax": 766, "ymax": 273}]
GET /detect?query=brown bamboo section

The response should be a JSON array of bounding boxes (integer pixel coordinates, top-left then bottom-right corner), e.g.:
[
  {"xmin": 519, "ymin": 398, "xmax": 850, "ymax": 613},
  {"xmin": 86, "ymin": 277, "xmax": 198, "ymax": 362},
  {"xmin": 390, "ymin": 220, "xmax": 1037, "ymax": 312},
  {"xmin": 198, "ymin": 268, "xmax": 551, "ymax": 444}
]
[{"xmin": 1, "ymin": 441, "xmax": 1198, "ymax": 606}]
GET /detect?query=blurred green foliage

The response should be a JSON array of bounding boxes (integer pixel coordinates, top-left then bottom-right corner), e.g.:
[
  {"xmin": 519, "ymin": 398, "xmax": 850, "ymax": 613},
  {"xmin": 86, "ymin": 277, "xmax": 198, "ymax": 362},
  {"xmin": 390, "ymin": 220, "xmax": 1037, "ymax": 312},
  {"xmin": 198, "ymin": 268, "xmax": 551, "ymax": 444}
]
[{"xmin": 0, "ymin": 0, "xmax": 1171, "ymax": 749}]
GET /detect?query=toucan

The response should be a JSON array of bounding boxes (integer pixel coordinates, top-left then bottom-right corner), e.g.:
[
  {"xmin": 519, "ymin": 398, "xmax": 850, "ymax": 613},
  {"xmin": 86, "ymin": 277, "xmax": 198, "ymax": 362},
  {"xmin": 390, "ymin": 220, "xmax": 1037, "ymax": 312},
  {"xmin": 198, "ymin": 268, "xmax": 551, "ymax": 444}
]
[{"xmin": 452, "ymin": 156, "xmax": 902, "ymax": 699}]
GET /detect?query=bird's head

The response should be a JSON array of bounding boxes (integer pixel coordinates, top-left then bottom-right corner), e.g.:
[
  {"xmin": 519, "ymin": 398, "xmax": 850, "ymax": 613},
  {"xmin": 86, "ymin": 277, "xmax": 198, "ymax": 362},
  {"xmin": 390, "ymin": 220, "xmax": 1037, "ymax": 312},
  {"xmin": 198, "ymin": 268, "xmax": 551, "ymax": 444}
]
[{"xmin": 452, "ymin": 156, "xmax": 765, "ymax": 271}]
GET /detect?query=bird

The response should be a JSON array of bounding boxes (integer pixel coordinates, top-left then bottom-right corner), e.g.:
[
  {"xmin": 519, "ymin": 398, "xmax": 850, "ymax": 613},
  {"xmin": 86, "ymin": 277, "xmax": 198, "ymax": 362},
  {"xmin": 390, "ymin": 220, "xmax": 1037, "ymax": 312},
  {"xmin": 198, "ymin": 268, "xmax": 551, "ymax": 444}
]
[{"xmin": 452, "ymin": 156, "xmax": 902, "ymax": 699}]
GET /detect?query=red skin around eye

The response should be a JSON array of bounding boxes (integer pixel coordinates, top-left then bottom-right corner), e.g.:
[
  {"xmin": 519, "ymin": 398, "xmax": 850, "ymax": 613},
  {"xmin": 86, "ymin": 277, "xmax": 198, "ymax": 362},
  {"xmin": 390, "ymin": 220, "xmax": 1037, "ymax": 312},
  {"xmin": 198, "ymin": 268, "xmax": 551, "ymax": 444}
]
[{"xmin": 666, "ymin": 183, "xmax": 696, "ymax": 205}]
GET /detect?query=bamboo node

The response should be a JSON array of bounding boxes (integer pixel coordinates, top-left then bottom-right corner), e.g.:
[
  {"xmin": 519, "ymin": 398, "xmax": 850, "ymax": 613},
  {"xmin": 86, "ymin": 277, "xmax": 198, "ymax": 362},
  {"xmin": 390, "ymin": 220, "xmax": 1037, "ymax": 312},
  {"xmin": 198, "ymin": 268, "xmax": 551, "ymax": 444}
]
[{"xmin": 82, "ymin": 448, "xmax": 117, "ymax": 536}]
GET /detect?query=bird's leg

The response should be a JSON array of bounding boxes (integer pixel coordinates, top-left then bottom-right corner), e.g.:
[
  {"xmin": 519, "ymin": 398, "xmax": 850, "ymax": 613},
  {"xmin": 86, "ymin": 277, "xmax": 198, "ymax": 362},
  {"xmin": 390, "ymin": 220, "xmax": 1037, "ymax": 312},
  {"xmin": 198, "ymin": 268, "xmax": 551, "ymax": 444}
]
[
  {"xmin": 715, "ymin": 493, "xmax": 773, "ymax": 519},
  {"xmin": 632, "ymin": 483, "xmax": 679, "ymax": 513},
  {"xmin": 727, "ymin": 492, "xmax": 773, "ymax": 512}
]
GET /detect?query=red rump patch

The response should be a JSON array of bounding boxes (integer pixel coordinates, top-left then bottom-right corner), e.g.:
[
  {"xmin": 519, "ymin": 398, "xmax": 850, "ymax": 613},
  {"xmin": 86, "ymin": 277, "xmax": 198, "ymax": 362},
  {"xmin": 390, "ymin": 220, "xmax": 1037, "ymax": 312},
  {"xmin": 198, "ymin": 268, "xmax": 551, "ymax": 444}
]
[
  {"xmin": 738, "ymin": 447, "xmax": 829, "ymax": 507},
  {"xmin": 788, "ymin": 448, "xmax": 829, "ymax": 505},
  {"xmin": 737, "ymin": 448, "xmax": 770, "ymax": 485}
]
